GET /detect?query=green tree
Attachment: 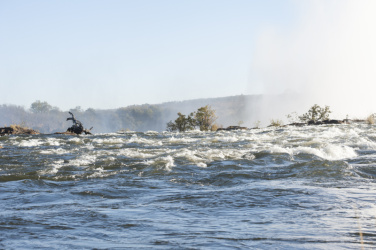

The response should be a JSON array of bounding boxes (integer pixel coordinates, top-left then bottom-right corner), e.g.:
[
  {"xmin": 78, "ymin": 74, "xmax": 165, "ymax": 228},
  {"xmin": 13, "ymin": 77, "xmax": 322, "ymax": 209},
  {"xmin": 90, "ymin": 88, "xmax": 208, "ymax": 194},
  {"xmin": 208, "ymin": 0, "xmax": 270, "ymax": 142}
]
[
  {"xmin": 299, "ymin": 104, "xmax": 331, "ymax": 122},
  {"xmin": 194, "ymin": 105, "xmax": 217, "ymax": 131},
  {"xmin": 166, "ymin": 105, "xmax": 217, "ymax": 132},
  {"xmin": 30, "ymin": 100, "xmax": 52, "ymax": 113},
  {"xmin": 166, "ymin": 112, "xmax": 196, "ymax": 132}
]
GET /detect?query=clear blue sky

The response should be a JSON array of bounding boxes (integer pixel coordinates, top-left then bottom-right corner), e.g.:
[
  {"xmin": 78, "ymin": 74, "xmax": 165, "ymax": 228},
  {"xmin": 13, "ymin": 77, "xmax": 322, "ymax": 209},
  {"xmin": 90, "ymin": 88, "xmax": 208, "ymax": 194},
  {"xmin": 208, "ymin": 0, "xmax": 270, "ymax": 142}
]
[{"xmin": 0, "ymin": 0, "xmax": 296, "ymax": 110}]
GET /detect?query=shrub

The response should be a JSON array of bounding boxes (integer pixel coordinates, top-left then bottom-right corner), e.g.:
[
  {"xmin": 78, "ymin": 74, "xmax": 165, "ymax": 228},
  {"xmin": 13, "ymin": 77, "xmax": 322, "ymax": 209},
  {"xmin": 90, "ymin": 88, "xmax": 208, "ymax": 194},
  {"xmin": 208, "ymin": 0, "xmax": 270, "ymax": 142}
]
[
  {"xmin": 166, "ymin": 112, "xmax": 196, "ymax": 132},
  {"xmin": 367, "ymin": 114, "xmax": 375, "ymax": 125},
  {"xmin": 195, "ymin": 105, "xmax": 217, "ymax": 131},
  {"xmin": 299, "ymin": 104, "xmax": 331, "ymax": 122},
  {"xmin": 166, "ymin": 105, "xmax": 218, "ymax": 132},
  {"xmin": 211, "ymin": 124, "xmax": 218, "ymax": 131},
  {"xmin": 270, "ymin": 119, "xmax": 283, "ymax": 127}
]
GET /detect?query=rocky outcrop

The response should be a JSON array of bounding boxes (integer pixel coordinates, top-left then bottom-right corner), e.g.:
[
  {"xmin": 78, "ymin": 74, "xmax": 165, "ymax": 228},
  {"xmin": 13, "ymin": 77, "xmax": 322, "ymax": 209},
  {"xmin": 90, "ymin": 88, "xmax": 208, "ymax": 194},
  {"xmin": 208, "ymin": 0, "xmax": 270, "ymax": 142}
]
[
  {"xmin": 0, "ymin": 125, "xmax": 40, "ymax": 136},
  {"xmin": 308, "ymin": 119, "xmax": 344, "ymax": 125},
  {"xmin": 55, "ymin": 112, "xmax": 93, "ymax": 135},
  {"xmin": 287, "ymin": 122, "xmax": 307, "ymax": 127},
  {"xmin": 55, "ymin": 127, "xmax": 92, "ymax": 135},
  {"xmin": 216, "ymin": 126, "xmax": 248, "ymax": 131}
]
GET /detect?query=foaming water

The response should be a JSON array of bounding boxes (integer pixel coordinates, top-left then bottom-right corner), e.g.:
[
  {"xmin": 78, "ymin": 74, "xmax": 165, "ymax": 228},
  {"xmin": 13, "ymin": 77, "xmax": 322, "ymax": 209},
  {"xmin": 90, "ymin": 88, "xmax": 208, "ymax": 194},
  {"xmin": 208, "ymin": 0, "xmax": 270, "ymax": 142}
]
[{"xmin": 1, "ymin": 124, "xmax": 376, "ymax": 248}]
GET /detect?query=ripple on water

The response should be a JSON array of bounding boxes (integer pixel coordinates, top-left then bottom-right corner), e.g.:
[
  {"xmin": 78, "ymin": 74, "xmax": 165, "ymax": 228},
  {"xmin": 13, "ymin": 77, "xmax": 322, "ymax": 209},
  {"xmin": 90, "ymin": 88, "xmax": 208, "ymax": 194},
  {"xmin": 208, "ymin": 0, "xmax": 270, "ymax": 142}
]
[{"xmin": 1, "ymin": 125, "xmax": 376, "ymax": 249}]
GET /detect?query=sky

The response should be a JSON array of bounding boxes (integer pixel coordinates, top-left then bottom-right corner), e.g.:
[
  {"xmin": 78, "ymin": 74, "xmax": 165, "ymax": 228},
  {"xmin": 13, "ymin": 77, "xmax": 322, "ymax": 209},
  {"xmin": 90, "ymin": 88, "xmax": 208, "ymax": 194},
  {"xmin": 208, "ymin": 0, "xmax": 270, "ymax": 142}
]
[
  {"xmin": 1, "ymin": 0, "xmax": 376, "ymax": 118},
  {"xmin": 0, "ymin": 0, "xmax": 295, "ymax": 110}
]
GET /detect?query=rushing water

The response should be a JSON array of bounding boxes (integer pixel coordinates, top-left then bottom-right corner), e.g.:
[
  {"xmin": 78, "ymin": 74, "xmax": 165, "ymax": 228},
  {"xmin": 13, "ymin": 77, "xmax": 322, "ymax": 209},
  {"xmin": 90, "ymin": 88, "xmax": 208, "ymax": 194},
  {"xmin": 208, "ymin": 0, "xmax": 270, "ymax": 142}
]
[{"xmin": 1, "ymin": 124, "xmax": 376, "ymax": 249}]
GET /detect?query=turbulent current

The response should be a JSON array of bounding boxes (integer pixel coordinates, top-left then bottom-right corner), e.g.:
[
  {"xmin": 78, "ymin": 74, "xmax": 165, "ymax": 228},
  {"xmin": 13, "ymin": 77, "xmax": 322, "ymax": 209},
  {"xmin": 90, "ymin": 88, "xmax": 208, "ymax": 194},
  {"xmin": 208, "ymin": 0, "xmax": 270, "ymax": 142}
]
[{"xmin": 1, "ymin": 124, "xmax": 376, "ymax": 249}]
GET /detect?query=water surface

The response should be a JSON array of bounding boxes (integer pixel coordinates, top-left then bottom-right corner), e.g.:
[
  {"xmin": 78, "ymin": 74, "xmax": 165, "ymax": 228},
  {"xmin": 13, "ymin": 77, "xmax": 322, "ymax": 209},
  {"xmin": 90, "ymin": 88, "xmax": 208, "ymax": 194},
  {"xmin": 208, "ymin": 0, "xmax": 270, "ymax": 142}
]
[{"xmin": 1, "ymin": 124, "xmax": 375, "ymax": 249}]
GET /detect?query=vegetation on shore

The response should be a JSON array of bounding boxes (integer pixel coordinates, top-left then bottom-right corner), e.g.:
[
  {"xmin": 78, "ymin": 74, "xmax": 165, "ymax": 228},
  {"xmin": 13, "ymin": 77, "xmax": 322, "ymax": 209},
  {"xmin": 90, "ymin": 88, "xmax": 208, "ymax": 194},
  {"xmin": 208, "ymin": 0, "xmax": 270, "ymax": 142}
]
[
  {"xmin": 1, "ymin": 98, "xmax": 375, "ymax": 135},
  {"xmin": 166, "ymin": 105, "xmax": 217, "ymax": 132},
  {"xmin": 366, "ymin": 114, "xmax": 375, "ymax": 125},
  {"xmin": 299, "ymin": 104, "xmax": 331, "ymax": 123},
  {"xmin": 0, "ymin": 96, "xmax": 252, "ymax": 133}
]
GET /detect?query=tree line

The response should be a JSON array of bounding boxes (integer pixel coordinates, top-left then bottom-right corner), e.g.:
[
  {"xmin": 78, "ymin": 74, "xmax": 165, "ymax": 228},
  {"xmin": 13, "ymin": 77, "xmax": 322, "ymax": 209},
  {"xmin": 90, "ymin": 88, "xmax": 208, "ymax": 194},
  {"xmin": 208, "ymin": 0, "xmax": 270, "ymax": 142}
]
[
  {"xmin": 0, "ymin": 95, "xmax": 254, "ymax": 133},
  {"xmin": 1, "ymin": 96, "xmax": 344, "ymax": 134},
  {"xmin": 0, "ymin": 101, "xmax": 168, "ymax": 133}
]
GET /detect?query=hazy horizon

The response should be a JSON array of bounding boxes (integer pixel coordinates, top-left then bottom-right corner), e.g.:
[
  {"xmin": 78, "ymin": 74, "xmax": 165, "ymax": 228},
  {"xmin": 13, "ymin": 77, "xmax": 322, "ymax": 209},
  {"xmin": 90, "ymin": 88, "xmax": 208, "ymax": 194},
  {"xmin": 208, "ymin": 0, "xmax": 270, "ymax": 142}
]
[{"xmin": 1, "ymin": 0, "xmax": 376, "ymax": 120}]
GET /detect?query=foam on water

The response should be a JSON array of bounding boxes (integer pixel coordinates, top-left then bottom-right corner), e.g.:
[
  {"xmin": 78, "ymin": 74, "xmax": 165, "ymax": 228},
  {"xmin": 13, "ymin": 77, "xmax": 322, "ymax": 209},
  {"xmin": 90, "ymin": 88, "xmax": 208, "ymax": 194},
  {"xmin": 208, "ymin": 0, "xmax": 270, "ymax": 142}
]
[
  {"xmin": 2, "ymin": 123, "xmax": 376, "ymax": 249},
  {"xmin": 68, "ymin": 137, "xmax": 83, "ymax": 144},
  {"xmin": 69, "ymin": 154, "xmax": 97, "ymax": 167},
  {"xmin": 16, "ymin": 139, "xmax": 44, "ymax": 147},
  {"xmin": 168, "ymin": 136, "xmax": 197, "ymax": 144},
  {"xmin": 212, "ymin": 135, "xmax": 239, "ymax": 143},
  {"xmin": 295, "ymin": 145, "xmax": 357, "ymax": 160},
  {"xmin": 118, "ymin": 148, "xmax": 155, "ymax": 159},
  {"xmin": 39, "ymin": 148, "xmax": 69, "ymax": 155},
  {"xmin": 265, "ymin": 144, "xmax": 357, "ymax": 161},
  {"xmin": 145, "ymin": 130, "xmax": 158, "ymax": 134},
  {"xmin": 128, "ymin": 134, "xmax": 162, "ymax": 146},
  {"xmin": 93, "ymin": 137, "xmax": 125, "ymax": 145},
  {"xmin": 144, "ymin": 155, "xmax": 175, "ymax": 171},
  {"xmin": 38, "ymin": 159, "xmax": 64, "ymax": 175},
  {"xmin": 46, "ymin": 138, "xmax": 61, "ymax": 146}
]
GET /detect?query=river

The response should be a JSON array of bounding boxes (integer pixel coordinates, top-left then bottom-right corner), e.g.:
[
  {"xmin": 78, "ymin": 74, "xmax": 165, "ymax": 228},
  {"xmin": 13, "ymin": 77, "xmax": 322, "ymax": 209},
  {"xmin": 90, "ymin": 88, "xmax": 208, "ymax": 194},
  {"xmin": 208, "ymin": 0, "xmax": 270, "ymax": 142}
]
[{"xmin": 1, "ymin": 124, "xmax": 375, "ymax": 249}]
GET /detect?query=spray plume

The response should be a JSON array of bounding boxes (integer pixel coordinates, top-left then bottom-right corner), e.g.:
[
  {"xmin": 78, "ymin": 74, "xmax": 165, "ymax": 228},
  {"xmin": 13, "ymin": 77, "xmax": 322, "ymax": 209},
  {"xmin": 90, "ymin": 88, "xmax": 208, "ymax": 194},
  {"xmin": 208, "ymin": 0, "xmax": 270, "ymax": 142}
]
[{"xmin": 251, "ymin": 0, "xmax": 376, "ymax": 123}]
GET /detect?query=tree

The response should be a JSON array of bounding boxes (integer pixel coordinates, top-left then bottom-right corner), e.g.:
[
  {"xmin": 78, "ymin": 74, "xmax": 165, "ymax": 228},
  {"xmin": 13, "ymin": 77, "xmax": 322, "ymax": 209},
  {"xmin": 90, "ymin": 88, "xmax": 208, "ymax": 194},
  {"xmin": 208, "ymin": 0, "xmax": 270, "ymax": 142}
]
[
  {"xmin": 299, "ymin": 104, "xmax": 331, "ymax": 122},
  {"xmin": 30, "ymin": 100, "xmax": 52, "ymax": 113},
  {"xmin": 166, "ymin": 112, "xmax": 196, "ymax": 132},
  {"xmin": 166, "ymin": 105, "xmax": 217, "ymax": 132},
  {"xmin": 194, "ymin": 105, "xmax": 217, "ymax": 131}
]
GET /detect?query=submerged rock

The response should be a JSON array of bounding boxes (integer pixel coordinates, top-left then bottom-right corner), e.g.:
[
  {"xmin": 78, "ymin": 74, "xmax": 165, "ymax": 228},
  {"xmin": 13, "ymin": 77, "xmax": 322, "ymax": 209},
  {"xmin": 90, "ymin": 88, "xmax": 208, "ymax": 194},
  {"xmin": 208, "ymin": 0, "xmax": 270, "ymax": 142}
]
[{"xmin": 0, "ymin": 125, "xmax": 40, "ymax": 136}]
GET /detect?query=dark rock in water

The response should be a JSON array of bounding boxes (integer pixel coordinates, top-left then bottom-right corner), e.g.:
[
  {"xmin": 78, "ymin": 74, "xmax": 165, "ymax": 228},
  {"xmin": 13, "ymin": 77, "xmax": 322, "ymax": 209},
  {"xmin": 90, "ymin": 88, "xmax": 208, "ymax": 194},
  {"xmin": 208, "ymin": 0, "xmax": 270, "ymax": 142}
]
[
  {"xmin": 0, "ymin": 125, "xmax": 39, "ymax": 136},
  {"xmin": 288, "ymin": 122, "xmax": 306, "ymax": 127},
  {"xmin": 55, "ymin": 127, "xmax": 92, "ymax": 135},
  {"xmin": 351, "ymin": 119, "xmax": 366, "ymax": 123},
  {"xmin": 55, "ymin": 112, "xmax": 93, "ymax": 135},
  {"xmin": 308, "ymin": 119, "xmax": 344, "ymax": 125},
  {"xmin": 55, "ymin": 131, "xmax": 81, "ymax": 135},
  {"xmin": 323, "ymin": 119, "xmax": 343, "ymax": 124},
  {"xmin": 67, "ymin": 123, "xmax": 84, "ymax": 134},
  {"xmin": 308, "ymin": 120, "xmax": 322, "ymax": 125},
  {"xmin": 217, "ymin": 126, "xmax": 248, "ymax": 131},
  {"xmin": 342, "ymin": 119, "xmax": 351, "ymax": 124}
]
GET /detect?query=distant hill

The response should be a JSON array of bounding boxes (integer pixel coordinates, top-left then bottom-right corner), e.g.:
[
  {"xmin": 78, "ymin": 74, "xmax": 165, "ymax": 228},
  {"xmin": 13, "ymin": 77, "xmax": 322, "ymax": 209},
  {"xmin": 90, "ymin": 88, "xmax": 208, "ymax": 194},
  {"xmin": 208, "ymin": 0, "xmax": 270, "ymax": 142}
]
[{"xmin": 0, "ymin": 93, "xmax": 307, "ymax": 133}]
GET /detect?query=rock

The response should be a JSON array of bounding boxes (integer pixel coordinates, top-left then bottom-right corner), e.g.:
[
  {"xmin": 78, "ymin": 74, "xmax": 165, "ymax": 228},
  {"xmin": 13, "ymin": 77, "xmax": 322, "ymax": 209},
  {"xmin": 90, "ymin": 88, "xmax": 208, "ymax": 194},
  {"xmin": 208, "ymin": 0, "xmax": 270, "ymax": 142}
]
[
  {"xmin": 216, "ymin": 126, "xmax": 248, "ymax": 131},
  {"xmin": 323, "ymin": 119, "xmax": 343, "ymax": 124},
  {"xmin": 308, "ymin": 120, "xmax": 323, "ymax": 125},
  {"xmin": 287, "ymin": 122, "xmax": 306, "ymax": 127},
  {"xmin": 54, "ymin": 131, "xmax": 80, "ymax": 135},
  {"xmin": 55, "ymin": 112, "xmax": 93, "ymax": 135},
  {"xmin": 308, "ymin": 119, "xmax": 344, "ymax": 125},
  {"xmin": 0, "ymin": 125, "xmax": 40, "ymax": 136}
]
